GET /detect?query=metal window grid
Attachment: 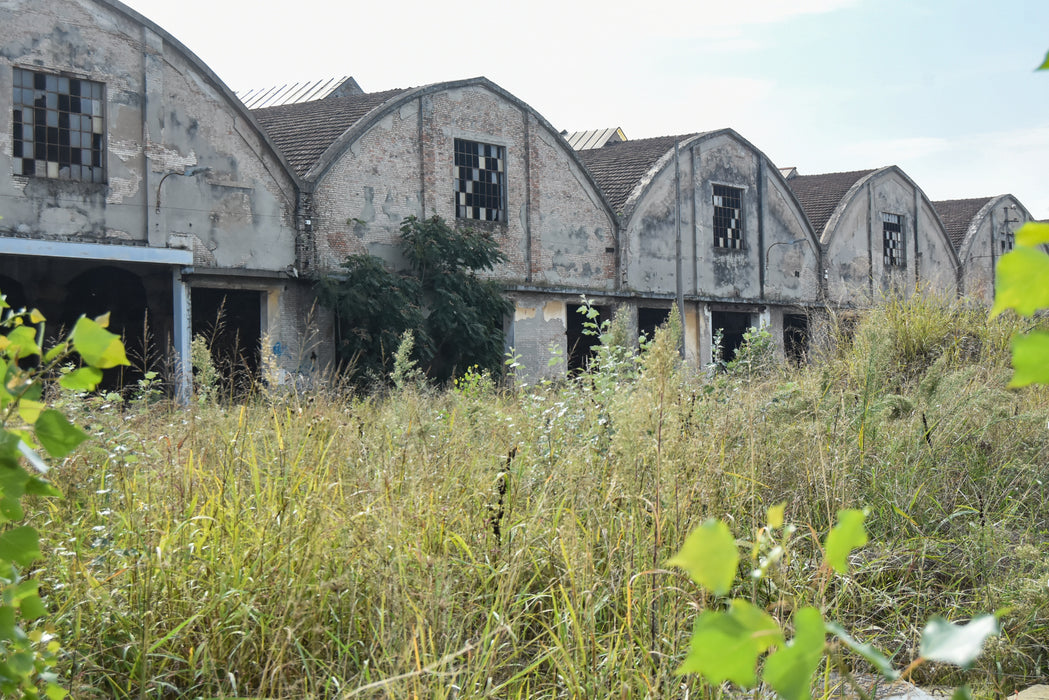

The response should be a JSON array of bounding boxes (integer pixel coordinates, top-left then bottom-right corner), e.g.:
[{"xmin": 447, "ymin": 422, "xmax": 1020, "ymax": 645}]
[
  {"xmin": 454, "ymin": 138, "xmax": 505, "ymax": 222},
  {"xmin": 712, "ymin": 184, "xmax": 743, "ymax": 249},
  {"xmin": 882, "ymin": 212, "xmax": 903, "ymax": 267},
  {"xmin": 12, "ymin": 68, "xmax": 105, "ymax": 183}
]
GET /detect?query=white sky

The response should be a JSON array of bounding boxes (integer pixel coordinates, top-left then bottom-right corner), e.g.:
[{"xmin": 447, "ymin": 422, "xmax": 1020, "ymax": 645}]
[{"xmin": 120, "ymin": 0, "xmax": 1049, "ymax": 218}]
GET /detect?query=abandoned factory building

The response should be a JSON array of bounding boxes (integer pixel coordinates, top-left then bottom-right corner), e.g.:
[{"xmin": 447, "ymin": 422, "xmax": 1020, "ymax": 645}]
[{"xmin": 1, "ymin": 0, "xmax": 1035, "ymax": 389}]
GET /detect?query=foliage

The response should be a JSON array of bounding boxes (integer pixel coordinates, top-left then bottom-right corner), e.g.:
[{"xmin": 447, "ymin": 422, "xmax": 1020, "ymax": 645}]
[
  {"xmin": 0, "ymin": 292, "xmax": 128, "ymax": 699},
  {"xmin": 318, "ymin": 215, "xmax": 512, "ymax": 386},
  {"xmin": 669, "ymin": 507, "xmax": 1000, "ymax": 700},
  {"xmin": 991, "ymin": 221, "xmax": 1049, "ymax": 386}
]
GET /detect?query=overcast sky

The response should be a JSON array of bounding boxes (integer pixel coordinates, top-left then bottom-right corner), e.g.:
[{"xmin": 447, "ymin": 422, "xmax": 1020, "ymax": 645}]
[{"xmin": 120, "ymin": 0, "xmax": 1049, "ymax": 218}]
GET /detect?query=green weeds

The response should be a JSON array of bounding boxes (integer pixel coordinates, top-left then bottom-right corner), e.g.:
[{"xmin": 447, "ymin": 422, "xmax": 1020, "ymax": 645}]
[{"xmin": 32, "ymin": 294, "xmax": 1049, "ymax": 698}]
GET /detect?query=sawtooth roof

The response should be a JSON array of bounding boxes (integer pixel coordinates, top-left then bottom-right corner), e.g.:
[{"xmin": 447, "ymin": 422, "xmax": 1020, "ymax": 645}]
[
  {"xmin": 787, "ymin": 169, "xmax": 876, "ymax": 238},
  {"xmin": 251, "ymin": 88, "xmax": 409, "ymax": 176},
  {"xmin": 932, "ymin": 197, "xmax": 994, "ymax": 250},
  {"xmin": 575, "ymin": 134, "xmax": 699, "ymax": 214}
]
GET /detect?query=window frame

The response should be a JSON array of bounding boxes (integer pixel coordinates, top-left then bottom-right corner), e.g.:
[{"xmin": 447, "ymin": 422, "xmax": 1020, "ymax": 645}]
[
  {"xmin": 453, "ymin": 137, "xmax": 506, "ymax": 223},
  {"xmin": 11, "ymin": 67, "xmax": 106, "ymax": 184},
  {"xmin": 881, "ymin": 212, "xmax": 905, "ymax": 268},
  {"xmin": 711, "ymin": 183, "xmax": 745, "ymax": 250}
]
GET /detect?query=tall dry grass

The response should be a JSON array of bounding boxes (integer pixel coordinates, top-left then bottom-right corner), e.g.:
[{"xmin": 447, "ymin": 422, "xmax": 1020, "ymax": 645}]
[{"xmin": 33, "ymin": 294, "xmax": 1049, "ymax": 698}]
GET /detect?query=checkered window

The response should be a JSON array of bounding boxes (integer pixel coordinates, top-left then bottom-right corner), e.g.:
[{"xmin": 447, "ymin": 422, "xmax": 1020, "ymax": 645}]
[
  {"xmin": 882, "ymin": 212, "xmax": 904, "ymax": 267},
  {"xmin": 12, "ymin": 68, "xmax": 104, "ymax": 182},
  {"xmin": 454, "ymin": 138, "xmax": 505, "ymax": 222},
  {"xmin": 712, "ymin": 184, "xmax": 744, "ymax": 249}
]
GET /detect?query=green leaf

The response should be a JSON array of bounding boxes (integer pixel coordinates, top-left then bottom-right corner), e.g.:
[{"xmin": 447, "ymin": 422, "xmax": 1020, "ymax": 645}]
[
  {"xmin": 951, "ymin": 685, "xmax": 973, "ymax": 700},
  {"xmin": 5, "ymin": 326, "xmax": 40, "ymax": 359},
  {"xmin": 43, "ymin": 342, "xmax": 68, "ymax": 364},
  {"xmin": 25, "ymin": 476, "xmax": 60, "ymax": 498},
  {"xmin": 991, "ymin": 247, "xmax": 1049, "ymax": 317},
  {"xmin": 677, "ymin": 600, "xmax": 783, "ymax": 687},
  {"xmin": 70, "ymin": 317, "xmax": 129, "ymax": 369},
  {"xmin": 824, "ymin": 509, "xmax": 867, "ymax": 574},
  {"xmin": 1039, "ymin": 49, "xmax": 1049, "ymax": 70},
  {"xmin": 825, "ymin": 622, "xmax": 899, "ymax": 679},
  {"xmin": 45, "ymin": 683, "xmax": 69, "ymax": 700},
  {"xmin": 34, "ymin": 409, "xmax": 88, "ymax": 459},
  {"xmin": 919, "ymin": 615, "xmax": 999, "ymax": 668},
  {"xmin": 0, "ymin": 526, "xmax": 40, "ymax": 567},
  {"xmin": 18, "ymin": 593, "xmax": 45, "ymax": 622},
  {"xmin": 764, "ymin": 607, "xmax": 825, "ymax": 700},
  {"xmin": 1008, "ymin": 331, "xmax": 1049, "ymax": 387},
  {"xmin": 667, "ymin": 519, "xmax": 740, "ymax": 595},
  {"xmin": 0, "ymin": 606, "xmax": 15, "ymax": 642},
  {"xmin": 1016, "ymin": 221, "xmax": 1049, "ymax": 246},
  {"xmin": 58, "ymin": 367, "xmax": 103, "ymax": 392}
]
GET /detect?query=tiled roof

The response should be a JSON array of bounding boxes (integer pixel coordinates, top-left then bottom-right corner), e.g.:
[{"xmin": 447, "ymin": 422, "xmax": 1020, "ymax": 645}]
[
  {"xmin": 932, "ymin": 197, "xmax": 993, "ymax": 250},
  {"xmin": 576, "ymin": 134, "xmax": 699, "ymax": 214},
  {"xmin": 252, "ymin": 88, "xmax": 409, "ymax": 176},
  {"xmin": 787, "ymin": 169, "xmax": 876, "ymax": 238}
]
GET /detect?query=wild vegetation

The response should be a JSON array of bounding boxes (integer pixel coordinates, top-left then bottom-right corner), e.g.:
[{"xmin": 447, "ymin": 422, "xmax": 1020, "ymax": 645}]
[{"xmin": 13, "ymin": 291, "xmax": 1041, "ymax": 699}]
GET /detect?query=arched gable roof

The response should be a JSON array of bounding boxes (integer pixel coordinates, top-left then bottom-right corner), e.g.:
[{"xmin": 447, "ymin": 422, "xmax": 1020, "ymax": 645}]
[
  {"xmin": 787, "ymin": 169, "xmax": 876, "ymax": 239},
  {"xmin": 933, "ymin": 196, "xmax": 995, "ymax": 251},
  {"xmin": 815, "ymin": 166, "xmax": 961, "ymax": 269},
  {"xmin": 252, "ymin": 88, "xmax": 410, "ymax": 177},
  {"xmin": 256, "ymin": 76, "xmax": 616, "ymax": 220},
  {"xmin": 575, "ymin": 134, "xmax": 701, "ymax": 215},
  {"xmin": 933, "ymin": 195, "xmax": 1031, "ymax": 256},
  {"xmin": 97, "ymin": 0, "xmax": 303, "ymax": 190},
  {"xmin": 579, "ymin": 128, "xmax": 818, "ymax": 247}
]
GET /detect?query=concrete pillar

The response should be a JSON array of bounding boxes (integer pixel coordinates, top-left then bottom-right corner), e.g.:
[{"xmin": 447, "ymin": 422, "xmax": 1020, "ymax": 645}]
[{"xmin": 172, "ymin": 267, "xmax": 192, "ymax": 404}]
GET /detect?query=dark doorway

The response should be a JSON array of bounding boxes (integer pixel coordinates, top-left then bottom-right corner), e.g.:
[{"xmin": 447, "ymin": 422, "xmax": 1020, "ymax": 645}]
[
  {"xmin": 567, "ymin": 302, "xmax": 608, "ymax": 372},
  {"xmin": 62, "ymin": 266, "xmax": 151, "ymax": 388},
  {"xmin": 783, "ymin": 314, "xmax": 808, "ymax": 362},
  {"xmin": 191, "ymin": 288, "xmax": 262, "ymax": 394},
  {"xmin": 711, "ymin": 311, "xmax": 753, "ymax": 364},
  {"xmin": 0, "ymin": 276, "xmax": 28, "ymax": 315},
  {"xmin": 638, "ymin": 307, "xmax": 671, "ymax": 344}
]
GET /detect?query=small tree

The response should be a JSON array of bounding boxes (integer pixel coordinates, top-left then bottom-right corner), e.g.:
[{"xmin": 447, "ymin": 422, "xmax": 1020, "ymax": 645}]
[{"xmin": 318, "ymin": 215, "xmax": 512, "ymax": 385}]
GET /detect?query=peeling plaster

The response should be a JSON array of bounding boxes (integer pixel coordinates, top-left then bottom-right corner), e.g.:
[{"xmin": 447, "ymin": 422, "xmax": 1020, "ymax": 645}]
[
  {"xmin": 514, "ymin": 305, "xmax": 537, "ymax": 321},
  {"xmin": 543, "ymin": 300, "xmax": 566, "ymax": 325}
]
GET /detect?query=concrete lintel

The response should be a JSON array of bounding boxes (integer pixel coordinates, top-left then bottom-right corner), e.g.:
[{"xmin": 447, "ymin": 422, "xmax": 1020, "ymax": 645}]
[
  {"xmin": 184, "ymin": 267, "xmax": 290, "ymax": 281},
  {"xmin": 0, "ymin": 238, "xmax": 193, "ymax": 266}
]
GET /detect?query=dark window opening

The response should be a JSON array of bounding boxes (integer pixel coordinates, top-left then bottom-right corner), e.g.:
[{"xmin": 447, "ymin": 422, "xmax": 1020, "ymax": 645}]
[
  {"xmin": 191, "ymin": 288, "xmax": 262, "ymax": 396},
  {"xmin": 783, "ymin": 313, "xmax": 808, "ymax": 362},
  {"xmin": 454, "ymin": 138, "xmax": 505, "ymax": 222},
  {"xmin": 882, "ymin": 212, "xmax": 903, "ymax": 267},
  {"xmin": 711, "ymin": 311, "xmax": 753, "ymax": 364},
  {"xmin": 12, "ymin": 67, "xmax": 104, "ymax": 182},
  {"xmin": 567, "ymin": 303, "xmax": 608, "ymax": 372},
  {"xmin": 638, "ymin": 307, "xmax": 671, "ymax": 344},
  {"xmin": 1000, "ymin": 230, "xmax": 1015, "ymax": 254},
  {"xmin": 712, "ymin": 184, "xmax": 744, "ymax": 249}
]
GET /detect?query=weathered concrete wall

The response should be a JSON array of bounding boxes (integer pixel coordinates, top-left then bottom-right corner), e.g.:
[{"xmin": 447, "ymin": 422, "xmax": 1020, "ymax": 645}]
[
  {"xmin": 508, "ymin": 293, "xmax": 568, "ymax": 382},
  {"xmin": 824, "ymin": 169, "xmax": 958, "ymax": 304},
  {"xmin": 0, "ymin": 0, "xmax": 298, "ymax": 272},
  {"xmin": 309, "ymin": 83, "xmax": 616, "ymax": 290},
  {"xmin": 621, "ymin": 131, "xmax": 819, "ymax": 304},
  {"xmin": 957, "ymin": 196, "xmax": 1031, "ymax": 304}
]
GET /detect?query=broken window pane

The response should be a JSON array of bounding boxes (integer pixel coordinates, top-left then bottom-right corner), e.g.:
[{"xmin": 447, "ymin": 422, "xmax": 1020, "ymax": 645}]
[{"xmin": 12, "ymin": 68, "xmax": 104, "ymax": 182}]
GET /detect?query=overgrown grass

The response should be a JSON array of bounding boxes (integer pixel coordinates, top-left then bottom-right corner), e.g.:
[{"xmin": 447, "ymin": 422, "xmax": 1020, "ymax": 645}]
[{"xmin": 32, "ymin": 295, "xmax": 1049, "ymax": 698}]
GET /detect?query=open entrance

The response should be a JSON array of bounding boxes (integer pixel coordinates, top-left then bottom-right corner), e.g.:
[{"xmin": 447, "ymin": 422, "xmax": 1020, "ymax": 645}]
[
  {"xmin": 711, "ymin": 311, "xmax": 754, "ymax": 364},
  {"xmin": 192, "ymin": 288, "xmax": 263, "ymax": 395},
  {"xmin": 638, "ymin": 307, "xmax": 671, "ymax": 344},
  {"xmin": 567, "ymin": 302, "xmax": 608, "ymax": 372},
  {"xmin": 783, "ymin": 313, "xmax": 808, "ymax": 362}
]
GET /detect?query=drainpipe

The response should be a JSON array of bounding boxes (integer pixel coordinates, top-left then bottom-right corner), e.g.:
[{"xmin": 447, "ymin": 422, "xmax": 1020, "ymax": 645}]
[
  {"xmin": 172, "ymin": 267, "xmax": 192, "ymax": 405},
  {"xmin": 674, "ymin": 141, "xmax": 684, "ymax": 357}
]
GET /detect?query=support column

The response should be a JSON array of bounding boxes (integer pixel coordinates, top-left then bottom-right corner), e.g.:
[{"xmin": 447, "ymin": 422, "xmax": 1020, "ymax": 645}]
[{"xmin": 172, "ymin": 267, "xmax": 192, "ymax": 404}]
